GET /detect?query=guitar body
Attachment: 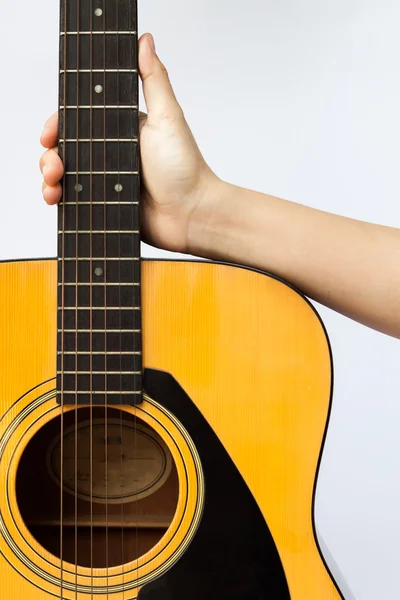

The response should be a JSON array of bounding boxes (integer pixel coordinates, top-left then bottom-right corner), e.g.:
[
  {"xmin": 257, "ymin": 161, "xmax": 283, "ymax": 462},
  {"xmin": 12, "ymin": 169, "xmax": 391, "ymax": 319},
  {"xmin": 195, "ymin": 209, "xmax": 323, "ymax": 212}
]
[{"xmin": 0, "ymin": 258, "xmax": 343, "ymax": 599}]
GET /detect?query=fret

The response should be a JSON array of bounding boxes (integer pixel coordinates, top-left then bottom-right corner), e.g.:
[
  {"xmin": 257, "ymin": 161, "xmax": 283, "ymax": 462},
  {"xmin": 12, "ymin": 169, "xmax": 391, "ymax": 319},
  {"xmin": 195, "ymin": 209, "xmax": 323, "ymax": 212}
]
[
  {"xmin": 60, "ymin": 282, "xmax": 140, "ymax": 286},
  {"xmin": 60, "ymin": 106, "xmax": 138, "ymax": 109},
  {"xmin": 61, "ymin": 391, "xmax": 141, "ymax": 394},
  {"xmin": 58, "ymin": 391, "xmax": 141, "ymax": 404},
  {"xmin": 62, "ymin": 0, "xmax": 137, "ymax": 33},
  {"xmin": 64, "ymin": 171, "xmax": 139, "ymax": 175},
  {"xmin": 58, "ymin": 352, "xmax": 141, "ymax": 372},
  {"xmin": 61, "ymin": 106, "xmax": 138, "ymax": 110},
  {"xmin": 60, "ymin": 371, "xmax": 142, "ymax": 375},
  {"xmin": 61, "ymin": 390, "xmax": 141, "ymax": 394},
  {"xmin": 59, "ymin": 351, "xmax": 142, "ymax": 354},
  {"xmin": 58, "ymin": 204, "xmax": 139, "ymax": 232},
  {"xmin": 59, "ymin": 373, "xmax": 143, "ymax": 393},
  {"xmin": 59, "ymin": 308, "xmax": 140, "ymax": 326},
  {"xmin": 60, "ymin": 306, "xmax": 141, "ymax": 309},
  {"xmin": 60, "ymin": 231, "xmax": 139, "ymax": 234},
  {"xmin": 58, "ymin": 257, "xmax": 140, "ymax": 281},
  {"xmin": 59, "ymin": 192, "xmax": 139, "ymax": 224},
  {"xmin": 57, "ymin": 391, "xmax": 141, "ymax": 406},
  {"xmin": 61, "ymin": 34, "xmax": 138, "ymax": 71},
  {"xmin": 61, "ymin": 173, "xmax": 139, "ymax": 204},
  {"xmin": 61, "ymin": 257, "xmax": 140, "ymax": 261},
  {"xmin": 58, "ymin": 232, "xmax": 140, "ymax": 259},
  {"xmin": 61, "ymin": 141, "xmax": 138, "ymax": 172},
  {"xmin": 59, "ymin": 372, "xmax": 141, "ymax": 393},
  {"xmin": 59, "ymin": 315, "xmax": 141, "ymax": 329},
  {"xmin": 59, "ymin": 329, "xmax": 140, "ymax": 333},
  {"xmin": 59, "ymin": 330, "xmax": 142, "ymax": 352},
  {"xmin": 60, "ymin": 68, "xmax": 138, "ymax": 112},
  {"xmin": 62, "ymin": 69, "xmax": 138, "ymax": 73},
  {"xmin": 60, "ymin": 324, "xmax": 140, "ymax": 333},
  {"xmin": 60, "ymin": 31, "xmax": 138, "ymax": 35},
  {"xmin": 59, "ymin": 107, "xmax": 138, "ymax": 139},
  {"xmin": 60, "ymin": 139, "xmax": 138, "ymax": 142},
  {"xmin": 57, "ymin": 292, "xmax": 141, "ymax": 322},
  {"xmin": 58, "ymin": 284, "xmax": 141, "ymax": 308},
  {"xmin": 61, "ymin": 202, "xmax": 139, "ymax": 205},
  {"xmin": 61, "ymin": 140, "xmax": 138, "ymax": 172},
  {"xmin": 59, "ymin": 306, "xmax": 141, "ymax": 329}
]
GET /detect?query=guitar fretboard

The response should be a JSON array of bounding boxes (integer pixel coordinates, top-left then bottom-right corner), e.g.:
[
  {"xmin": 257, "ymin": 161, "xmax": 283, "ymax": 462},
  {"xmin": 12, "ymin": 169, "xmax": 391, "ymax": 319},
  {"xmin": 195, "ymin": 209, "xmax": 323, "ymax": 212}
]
[{"xmin": 57, "ymin": 0, "xmax": 141, "ymax": 406}]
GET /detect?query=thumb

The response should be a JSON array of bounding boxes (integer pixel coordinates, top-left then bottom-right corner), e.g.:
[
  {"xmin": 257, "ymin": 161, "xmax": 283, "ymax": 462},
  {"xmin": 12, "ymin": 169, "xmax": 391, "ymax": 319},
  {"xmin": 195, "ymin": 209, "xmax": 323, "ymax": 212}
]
[{"xmin": 138, "ymin": 33, "xmax": 183, "ymax": 122}]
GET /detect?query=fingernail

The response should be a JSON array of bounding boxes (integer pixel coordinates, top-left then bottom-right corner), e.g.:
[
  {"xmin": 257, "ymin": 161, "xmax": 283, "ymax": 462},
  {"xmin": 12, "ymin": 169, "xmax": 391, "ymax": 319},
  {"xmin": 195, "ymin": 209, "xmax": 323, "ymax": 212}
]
[{"xmin": 148, "ymin": 34, "xmax": 155, "ymax": 53}]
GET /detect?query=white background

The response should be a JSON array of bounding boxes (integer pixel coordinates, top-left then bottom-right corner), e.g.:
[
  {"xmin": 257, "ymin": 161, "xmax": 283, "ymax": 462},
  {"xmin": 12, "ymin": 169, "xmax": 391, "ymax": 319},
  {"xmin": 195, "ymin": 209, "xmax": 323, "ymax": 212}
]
[{"xmin": 1, "ymin": 0, "xmax": 399, "ymax": 598}]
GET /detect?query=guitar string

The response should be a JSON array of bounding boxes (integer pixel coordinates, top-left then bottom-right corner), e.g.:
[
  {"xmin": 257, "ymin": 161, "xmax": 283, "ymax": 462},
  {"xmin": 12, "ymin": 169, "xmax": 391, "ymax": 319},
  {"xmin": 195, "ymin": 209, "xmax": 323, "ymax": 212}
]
[
  {"xmin": 102, "ymin": 0, "xmax": 109, "ymax": 595},
  {"xmin": 59, "ymin": 0, "xmax": 67, "ymax": 594},
  {"xmin": 74, "ymin": 0, "xmax": 81, "ymax": 594},
  {"xmin": 115, "ymin": 0, "xmax": 125, "ymax": 586},
  {"xmin": 89, "ymin": 0, "xmax": 94, "ymax": 594},
  {"xmin": 130, "ymin": 0, "xmax": 136, "ymax": 587},
  {"xmin": 130, "ymin": 0, "xmax": 140, "ymax": 585}
]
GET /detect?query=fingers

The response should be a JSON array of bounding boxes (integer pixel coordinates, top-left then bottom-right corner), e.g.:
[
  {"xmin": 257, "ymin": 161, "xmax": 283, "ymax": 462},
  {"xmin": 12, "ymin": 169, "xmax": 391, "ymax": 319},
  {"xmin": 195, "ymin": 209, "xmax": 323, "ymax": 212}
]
[
  {"xmin": 40, "ymin": 148, "xmax": 64, "ymax": 186},
  {"xmin": 138, "ymin": 33, "xmax": 183, "ymax": 123},
  {"xmin": 40, "ymin": 112, "xmax": 62, "ymax": 204},
  {"xmin": 42, "ymin": 181, "xmax": 62, "ymax": 205},
  {"xmin": 40, "ymin": 146, "xmax": 64, "ymax": 204},
  {"xmin": 41, "ymin": 111, "xmax": 59, "ymax": 148}
]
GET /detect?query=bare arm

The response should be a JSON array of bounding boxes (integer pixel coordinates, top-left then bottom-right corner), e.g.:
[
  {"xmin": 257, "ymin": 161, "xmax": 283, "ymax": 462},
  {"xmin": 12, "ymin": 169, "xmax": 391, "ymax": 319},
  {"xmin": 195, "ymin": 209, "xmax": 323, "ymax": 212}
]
[{"xmin": 190, "ymin": 182, "xmax": 400, "ymax": 338}]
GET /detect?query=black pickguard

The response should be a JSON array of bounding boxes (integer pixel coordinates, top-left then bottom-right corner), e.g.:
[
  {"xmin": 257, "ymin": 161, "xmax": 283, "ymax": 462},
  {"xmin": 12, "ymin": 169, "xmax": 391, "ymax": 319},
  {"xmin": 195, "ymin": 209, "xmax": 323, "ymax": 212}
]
[{"xmin": 139, "ymin": 368, "xmax": 291, "ymax": 600}]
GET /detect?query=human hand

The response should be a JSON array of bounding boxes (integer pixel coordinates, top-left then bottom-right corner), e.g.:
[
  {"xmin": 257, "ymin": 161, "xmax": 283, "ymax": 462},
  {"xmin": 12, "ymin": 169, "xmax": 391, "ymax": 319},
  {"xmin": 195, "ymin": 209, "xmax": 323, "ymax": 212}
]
[{"xmin": 39, "ymin": 33, "xmax": 220, "ymax": 254}]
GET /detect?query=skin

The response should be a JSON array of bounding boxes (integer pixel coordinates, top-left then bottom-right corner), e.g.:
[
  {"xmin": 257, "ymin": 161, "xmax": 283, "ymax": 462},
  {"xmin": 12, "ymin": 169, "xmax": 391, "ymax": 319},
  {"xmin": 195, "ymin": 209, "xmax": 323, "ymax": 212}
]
[{"xmin": 40, "ymin": 33, "xmax": 400, "ymax": 339}]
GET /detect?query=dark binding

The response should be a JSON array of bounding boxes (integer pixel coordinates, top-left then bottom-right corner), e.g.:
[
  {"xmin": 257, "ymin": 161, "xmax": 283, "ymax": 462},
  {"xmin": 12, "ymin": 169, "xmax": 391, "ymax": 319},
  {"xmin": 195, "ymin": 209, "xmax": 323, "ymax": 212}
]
[
  {"xmin": 56, "ymin": 0, "xmax": 142, "ymax": 405},
  {"xmin": 138, "ymin": 368, "xmax": 291, "ymax": 600}
]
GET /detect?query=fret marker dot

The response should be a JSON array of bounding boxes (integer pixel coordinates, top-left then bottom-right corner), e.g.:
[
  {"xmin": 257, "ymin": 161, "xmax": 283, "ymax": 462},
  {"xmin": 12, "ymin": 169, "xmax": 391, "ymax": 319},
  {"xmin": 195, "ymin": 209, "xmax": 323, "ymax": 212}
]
[
  {"xmin": 94, "ymin": 8, "xmax": 102, "ymax": 16},
  {"xmin": 75, "ymin": 183, "xmax": 83, "ymax": 192},
  {"xmin": 95, "ymin": 85, "xmax": 103, "ymax": 94},
  {"xmin": 94, "ymin": 268, "xmax": 103, "ymax": 277},
  {"xmin": 115, "ymin": 183, "xmax": 123, "ymax": 192}
]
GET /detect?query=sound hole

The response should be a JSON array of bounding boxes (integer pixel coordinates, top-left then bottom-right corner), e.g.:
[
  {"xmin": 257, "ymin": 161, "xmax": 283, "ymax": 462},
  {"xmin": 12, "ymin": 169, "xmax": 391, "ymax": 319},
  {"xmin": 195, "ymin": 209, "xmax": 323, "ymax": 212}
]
[{"xmin": 16, "ymin": 408, "xmax": 179, "ymax": 568}]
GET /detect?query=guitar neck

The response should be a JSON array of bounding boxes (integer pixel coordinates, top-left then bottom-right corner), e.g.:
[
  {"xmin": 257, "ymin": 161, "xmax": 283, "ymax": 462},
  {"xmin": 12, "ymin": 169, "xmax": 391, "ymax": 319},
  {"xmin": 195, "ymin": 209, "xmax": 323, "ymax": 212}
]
[{"xmin": 57, "ymin": 0, "xmax": 142, "ymax": 406}]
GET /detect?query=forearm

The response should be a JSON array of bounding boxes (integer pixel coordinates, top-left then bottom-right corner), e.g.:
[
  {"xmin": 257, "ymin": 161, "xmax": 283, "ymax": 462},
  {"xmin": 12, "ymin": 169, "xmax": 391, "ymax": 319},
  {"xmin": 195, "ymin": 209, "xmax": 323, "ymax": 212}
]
[{"xmin": 190, "ymin": 179, "xmax": 400, "ymax": 338}]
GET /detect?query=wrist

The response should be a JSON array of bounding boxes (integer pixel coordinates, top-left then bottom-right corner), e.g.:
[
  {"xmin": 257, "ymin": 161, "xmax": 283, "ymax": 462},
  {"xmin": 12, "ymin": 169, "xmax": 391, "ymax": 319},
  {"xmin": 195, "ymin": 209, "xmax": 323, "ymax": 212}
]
[
  {"xmin": 186, "ymin": 176, "xmax": 286, "ymax": 271},
  {"xmin": 186, "ymin": 175, "xmax": 236, "ymax": 260}
]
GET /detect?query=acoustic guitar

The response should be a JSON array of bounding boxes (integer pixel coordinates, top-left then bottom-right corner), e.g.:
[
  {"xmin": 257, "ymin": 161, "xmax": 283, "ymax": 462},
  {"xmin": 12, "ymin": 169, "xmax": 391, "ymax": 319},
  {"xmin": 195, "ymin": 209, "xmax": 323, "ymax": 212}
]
[{"xmin": 0, "ymin": 0, "xmax": 345, "ymax": 598}]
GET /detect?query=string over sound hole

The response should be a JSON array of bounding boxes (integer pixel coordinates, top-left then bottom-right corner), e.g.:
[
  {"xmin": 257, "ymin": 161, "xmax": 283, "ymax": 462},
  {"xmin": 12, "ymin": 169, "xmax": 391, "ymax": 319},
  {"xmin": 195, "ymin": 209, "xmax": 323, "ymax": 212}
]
[{"xmin": 16, "ymin": 408, "xmax": 179, "ymax": 568}]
